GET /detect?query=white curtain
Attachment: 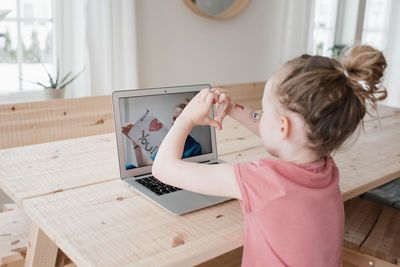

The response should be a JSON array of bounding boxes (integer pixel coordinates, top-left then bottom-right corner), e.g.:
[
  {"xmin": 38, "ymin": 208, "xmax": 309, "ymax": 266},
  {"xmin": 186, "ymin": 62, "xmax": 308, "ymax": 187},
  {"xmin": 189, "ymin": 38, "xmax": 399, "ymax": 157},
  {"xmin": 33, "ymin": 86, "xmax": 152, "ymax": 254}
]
[
  {"xmin": 384, "ymin": 1, "xmax": 400, "ymax": 107},
  {"xmin": 278, "ymin": 0, "xmax": 314, "ymax": 64},
  {"xmin": 57, "ymin": 0, "xmax": 138, "ymax": 98}
]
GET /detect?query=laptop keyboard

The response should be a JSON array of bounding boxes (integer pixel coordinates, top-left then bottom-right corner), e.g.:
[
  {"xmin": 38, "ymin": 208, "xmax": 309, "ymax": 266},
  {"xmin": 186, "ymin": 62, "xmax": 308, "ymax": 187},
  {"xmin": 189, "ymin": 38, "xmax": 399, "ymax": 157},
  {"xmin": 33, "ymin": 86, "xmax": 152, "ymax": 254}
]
[
  {"xmin": 136, "ymin": 176, "xmax": 182, "ymax": 196},
  {"xmin": 136, "ymin": 162, "xmax": 219, "ymax": 196}
]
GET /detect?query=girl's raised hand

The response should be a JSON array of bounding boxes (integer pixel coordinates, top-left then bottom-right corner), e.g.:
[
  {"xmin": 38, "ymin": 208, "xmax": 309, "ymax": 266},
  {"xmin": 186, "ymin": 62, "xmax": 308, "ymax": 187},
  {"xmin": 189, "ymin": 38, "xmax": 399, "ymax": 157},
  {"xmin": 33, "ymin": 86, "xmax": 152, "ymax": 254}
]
[{"xmin": 179, "ymin": 88, "xmax": 222, "ymax": 130}]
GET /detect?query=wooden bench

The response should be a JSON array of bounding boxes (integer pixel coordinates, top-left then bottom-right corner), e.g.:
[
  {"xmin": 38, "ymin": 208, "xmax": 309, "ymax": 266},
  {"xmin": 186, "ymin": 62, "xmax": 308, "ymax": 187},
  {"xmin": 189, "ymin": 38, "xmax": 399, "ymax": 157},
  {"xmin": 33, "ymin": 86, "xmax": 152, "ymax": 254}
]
[
  {"xmin": 0, "ymin": 82, "xmax": 264, "ymax": 267},
  {"xmin": 0, "ymin": 82, "xmax": 265, "ymax": 150},
  {"xmin": 0, "ymin": 209, "xmax": 30, "ymax": 267},
  {"xmin": 343, "ymin": 197, "xmax": 400, "ymax": 267},
  {"xmin": 0, "ymin": 95, "xmax": 114, "ymax": 150}
]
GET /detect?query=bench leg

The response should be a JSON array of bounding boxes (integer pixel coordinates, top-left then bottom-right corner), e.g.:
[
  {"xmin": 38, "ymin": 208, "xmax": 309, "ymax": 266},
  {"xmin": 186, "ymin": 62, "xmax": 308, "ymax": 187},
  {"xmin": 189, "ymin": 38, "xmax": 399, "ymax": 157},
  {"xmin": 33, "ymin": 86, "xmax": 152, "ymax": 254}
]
[{"xmin": 24, "ymin": 224, "xmax": 57, "ymax": 267}]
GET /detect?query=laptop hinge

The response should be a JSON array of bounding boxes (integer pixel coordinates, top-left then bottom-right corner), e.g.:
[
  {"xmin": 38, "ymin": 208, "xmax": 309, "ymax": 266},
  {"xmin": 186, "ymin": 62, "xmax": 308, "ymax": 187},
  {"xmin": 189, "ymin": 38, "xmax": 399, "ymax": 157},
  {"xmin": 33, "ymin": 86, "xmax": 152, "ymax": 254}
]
[{"xmin": 201, "ymin": 159, "xmax": 220, "ymax": 164}]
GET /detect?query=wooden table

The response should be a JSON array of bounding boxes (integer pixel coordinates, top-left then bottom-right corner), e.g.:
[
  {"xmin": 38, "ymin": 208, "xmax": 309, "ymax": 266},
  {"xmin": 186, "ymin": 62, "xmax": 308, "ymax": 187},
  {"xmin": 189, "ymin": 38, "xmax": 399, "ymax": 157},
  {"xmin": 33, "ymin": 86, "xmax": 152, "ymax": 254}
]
[{"xmin": 1, "ymin": 106, "xmax": 400, "ymax": 267}]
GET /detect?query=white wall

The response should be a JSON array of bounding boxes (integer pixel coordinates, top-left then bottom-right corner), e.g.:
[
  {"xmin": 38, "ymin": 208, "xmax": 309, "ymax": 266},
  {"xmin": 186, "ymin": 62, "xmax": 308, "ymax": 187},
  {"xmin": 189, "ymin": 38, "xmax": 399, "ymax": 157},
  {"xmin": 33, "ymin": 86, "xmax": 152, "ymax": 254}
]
[
  {"xmin": 134, "ymin": 0, "xmax": 400, "ymax": 106},
  {"xmin": 135, "ymin": 0, "xmax": 290, "ymax": 88}
]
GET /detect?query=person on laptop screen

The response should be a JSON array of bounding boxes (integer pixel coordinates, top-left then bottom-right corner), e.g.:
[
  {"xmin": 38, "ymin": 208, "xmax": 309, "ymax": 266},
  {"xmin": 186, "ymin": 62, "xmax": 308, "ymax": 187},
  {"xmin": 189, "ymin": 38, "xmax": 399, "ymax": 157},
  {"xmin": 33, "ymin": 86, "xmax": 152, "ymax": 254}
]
[{"xmin": 121, "ymin": 102, "xmax": 201, "ymax": 169}]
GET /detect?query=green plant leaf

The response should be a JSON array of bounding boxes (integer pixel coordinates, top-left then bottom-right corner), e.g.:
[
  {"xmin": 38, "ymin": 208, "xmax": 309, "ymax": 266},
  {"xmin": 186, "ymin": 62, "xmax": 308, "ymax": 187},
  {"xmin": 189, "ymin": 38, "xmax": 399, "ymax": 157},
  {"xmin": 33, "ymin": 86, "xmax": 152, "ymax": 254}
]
[
  {"xmin": 19, "ymin": 76, "xmax": 49, "ymax": 88},
  {"xmin": 59, "ymin": 71, "xmax": 72, "ymax": 85},
  {"xmin": 54, "ymin": 61, "xmax": 60, "ymax": 88},
  {"xmin": 39, "ymin": 61, "xmax": 56, "ymax": 87},
  {"xmin": 29, "ymin": 80, "xmax": 49, "ymax": 88},
  {"xmin": 20, "ymin": 55, "xmax": 85, "ymax": 89},
  {"xmin": 58, "ymin": 68, "xmax": 85, "ymax": 89}
]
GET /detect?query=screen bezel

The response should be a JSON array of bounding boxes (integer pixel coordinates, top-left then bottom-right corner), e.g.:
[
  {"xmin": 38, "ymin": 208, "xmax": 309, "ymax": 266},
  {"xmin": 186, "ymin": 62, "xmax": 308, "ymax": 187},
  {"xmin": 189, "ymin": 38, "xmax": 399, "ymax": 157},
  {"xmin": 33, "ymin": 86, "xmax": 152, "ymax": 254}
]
[{"xmin": 112, "ymin": 84, "xmax": 218, "ymax": 179}]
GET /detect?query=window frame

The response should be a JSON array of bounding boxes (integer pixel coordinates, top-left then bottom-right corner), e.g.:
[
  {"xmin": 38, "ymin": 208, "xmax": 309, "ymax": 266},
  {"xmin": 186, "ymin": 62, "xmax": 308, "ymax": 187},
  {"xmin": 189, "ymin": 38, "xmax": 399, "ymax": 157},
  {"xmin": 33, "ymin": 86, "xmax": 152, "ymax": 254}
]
[
  {"xmin": 313, "ymin": 0, "xmax": 394, "ymax": 56},
  {"xmin": 337, "ymin": 0, "xmax": 393, "ymax": 49}
]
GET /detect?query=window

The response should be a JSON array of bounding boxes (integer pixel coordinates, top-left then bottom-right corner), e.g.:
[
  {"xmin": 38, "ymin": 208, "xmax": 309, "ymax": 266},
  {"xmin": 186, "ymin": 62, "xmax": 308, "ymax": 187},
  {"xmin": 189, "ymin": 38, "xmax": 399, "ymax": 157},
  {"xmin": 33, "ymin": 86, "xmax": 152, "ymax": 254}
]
[
  {"xmin": 362, "ymin": 0, "xmax": 392, "ymax": 50},
  {"xmin": 312, "ymin": 0, "xmax": 394, "ymax": 57},
  {"xmin": 311, "ymin": 0, "xmax": 339, "ymax": 56},
  {"xmin": 0, "ymin": 0, "xmax": 54, "ymax": 94}
]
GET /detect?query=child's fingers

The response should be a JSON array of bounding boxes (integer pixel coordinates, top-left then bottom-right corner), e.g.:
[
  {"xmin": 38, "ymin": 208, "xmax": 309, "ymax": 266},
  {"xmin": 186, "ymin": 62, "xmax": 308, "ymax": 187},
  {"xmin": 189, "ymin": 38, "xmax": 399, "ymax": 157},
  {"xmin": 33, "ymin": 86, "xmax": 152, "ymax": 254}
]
[
  {"xmin": 205, "ymin": 117, "xmax": 222, "ymax": 130},
  {"xmin": 211, "ymin": 88, "xmax": 228, "ymax": 95},
  {"xmin": 214, "ymin": 114, "xmax": 226, "ymax": 127},
  {"xmin": 199, "ymin": 88, "xmax": 210, "ymax": 101},
  {"xmin": 215, "ymin": 94, "xmax": 230, "ymax": 118},
  {"xmin": 218, "ymin": 93, "xmax": 228, "ymax": 104},
  {"xmin": 214, "ymin": 109, "xmax": 226, "ymax": 120},
  {"xmin": 205, "ymin": 92, "xmax": 218, "ymax": 106}
]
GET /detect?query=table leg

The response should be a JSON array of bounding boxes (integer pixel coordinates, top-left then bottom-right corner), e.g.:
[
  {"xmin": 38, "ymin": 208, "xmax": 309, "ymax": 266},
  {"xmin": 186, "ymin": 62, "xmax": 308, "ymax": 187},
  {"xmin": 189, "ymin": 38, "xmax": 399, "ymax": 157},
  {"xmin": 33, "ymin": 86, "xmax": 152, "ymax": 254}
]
[{"xmin": 24, "ymin": 224, "xmax": 58, "ymax": 267}]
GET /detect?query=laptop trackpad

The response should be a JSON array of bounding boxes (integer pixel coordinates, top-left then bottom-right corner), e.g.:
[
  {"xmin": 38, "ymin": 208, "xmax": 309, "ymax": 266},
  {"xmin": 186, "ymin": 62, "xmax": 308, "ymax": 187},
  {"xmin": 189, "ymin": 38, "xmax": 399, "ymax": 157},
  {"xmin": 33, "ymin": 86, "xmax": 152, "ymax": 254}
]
[{"xmin": 159, "ymin": 190, "xmax": 227, "ymax": 215}]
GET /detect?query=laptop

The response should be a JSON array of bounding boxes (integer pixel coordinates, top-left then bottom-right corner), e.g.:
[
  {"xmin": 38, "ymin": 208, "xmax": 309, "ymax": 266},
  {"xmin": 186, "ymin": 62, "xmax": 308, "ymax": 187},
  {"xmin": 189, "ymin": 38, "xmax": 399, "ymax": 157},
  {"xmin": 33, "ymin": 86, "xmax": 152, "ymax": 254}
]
[{"xmin": 112, "ymin": 84, "xmax": 230, "ymax": 215}]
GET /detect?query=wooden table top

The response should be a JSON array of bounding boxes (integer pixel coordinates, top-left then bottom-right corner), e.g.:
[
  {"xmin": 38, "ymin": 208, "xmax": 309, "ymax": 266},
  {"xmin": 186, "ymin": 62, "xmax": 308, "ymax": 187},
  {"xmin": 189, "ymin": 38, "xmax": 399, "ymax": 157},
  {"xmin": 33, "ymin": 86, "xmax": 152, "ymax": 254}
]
[
  {"xmin": 23, "ymin": 179, "xmax": 244, "ymax": 267},
  {"xmin": 0, "ymin": 134, "xmax": 120, "ymax": 206},
  {"xmin": 1, "ymin": 105, "xmax": 400, "ymax": 266},
  {"xmin": 0, "ymin": 117, "xmax": 262, "ymax": 206}
]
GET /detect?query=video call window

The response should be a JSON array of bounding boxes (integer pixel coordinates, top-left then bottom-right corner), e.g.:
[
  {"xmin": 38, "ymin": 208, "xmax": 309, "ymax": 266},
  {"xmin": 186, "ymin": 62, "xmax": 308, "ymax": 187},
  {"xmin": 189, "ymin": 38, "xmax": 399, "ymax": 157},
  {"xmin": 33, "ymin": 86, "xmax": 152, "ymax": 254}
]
[{"xmin": 119, "ymin": 92, "xmax": 213, "ymax": 170}]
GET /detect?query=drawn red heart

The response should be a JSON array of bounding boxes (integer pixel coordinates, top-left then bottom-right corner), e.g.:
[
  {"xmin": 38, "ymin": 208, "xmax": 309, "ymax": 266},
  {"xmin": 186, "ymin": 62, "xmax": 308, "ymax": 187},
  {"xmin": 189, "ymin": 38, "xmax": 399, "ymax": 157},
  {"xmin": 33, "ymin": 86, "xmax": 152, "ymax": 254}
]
[{"xmin": 149, "ymin": 118, "xmax": 163, "ymax": 132}]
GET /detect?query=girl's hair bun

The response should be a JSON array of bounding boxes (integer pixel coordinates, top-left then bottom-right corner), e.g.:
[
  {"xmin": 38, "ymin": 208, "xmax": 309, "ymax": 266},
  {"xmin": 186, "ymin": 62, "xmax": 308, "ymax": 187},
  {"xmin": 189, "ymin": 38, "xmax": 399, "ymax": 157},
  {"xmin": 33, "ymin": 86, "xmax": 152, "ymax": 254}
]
[{"xmin": 341, "ymin": 45, "xmax": 387, "ymax": 104}]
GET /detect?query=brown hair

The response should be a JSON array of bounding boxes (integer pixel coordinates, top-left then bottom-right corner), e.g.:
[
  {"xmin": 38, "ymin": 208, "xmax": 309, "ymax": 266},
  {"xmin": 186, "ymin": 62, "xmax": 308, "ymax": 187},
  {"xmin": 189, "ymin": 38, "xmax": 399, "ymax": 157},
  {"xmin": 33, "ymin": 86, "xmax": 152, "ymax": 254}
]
[
  {"xmin": 176, "ymin": 103, "xmax": 187, "ymax": 110},
  {"xmin": 276, "ymin": 45, "xmax": 387, "ymax": 156}
]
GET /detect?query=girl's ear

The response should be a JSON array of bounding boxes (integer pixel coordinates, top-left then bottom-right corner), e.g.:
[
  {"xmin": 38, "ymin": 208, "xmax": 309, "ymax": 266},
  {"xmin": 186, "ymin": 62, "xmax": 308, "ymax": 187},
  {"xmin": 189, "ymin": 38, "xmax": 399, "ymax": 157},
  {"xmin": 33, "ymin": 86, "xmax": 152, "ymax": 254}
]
[{"xmin": 279, "ymin": 116, "xmax": 290, "ymax": 139}]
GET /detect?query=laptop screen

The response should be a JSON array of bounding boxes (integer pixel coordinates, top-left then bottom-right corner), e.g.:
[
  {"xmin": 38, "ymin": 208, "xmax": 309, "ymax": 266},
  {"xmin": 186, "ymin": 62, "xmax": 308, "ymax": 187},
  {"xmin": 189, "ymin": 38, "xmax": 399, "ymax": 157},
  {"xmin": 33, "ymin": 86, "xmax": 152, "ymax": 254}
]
[{"xmin": 118, "ymin": 91, "xmax": 213, "ymax": 170}]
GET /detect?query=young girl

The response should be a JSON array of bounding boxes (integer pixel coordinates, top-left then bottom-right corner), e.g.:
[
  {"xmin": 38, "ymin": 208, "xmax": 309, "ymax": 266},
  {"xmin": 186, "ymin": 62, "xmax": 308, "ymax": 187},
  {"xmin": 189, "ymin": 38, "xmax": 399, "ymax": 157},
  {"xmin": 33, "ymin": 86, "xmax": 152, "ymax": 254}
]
[{"xmin": 152, "ymin": 45, "xmax": 387, "ymax": 266}]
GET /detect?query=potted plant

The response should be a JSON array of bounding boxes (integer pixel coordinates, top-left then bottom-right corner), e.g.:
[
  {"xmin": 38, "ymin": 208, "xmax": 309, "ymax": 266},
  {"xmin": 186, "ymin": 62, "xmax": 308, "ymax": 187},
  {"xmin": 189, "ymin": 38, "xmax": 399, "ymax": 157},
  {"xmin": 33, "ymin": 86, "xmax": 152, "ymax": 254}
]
[
  {"xmin": 22, "ymin": 62, "xmax": 85, "ymax": 100},
  {"xmin": 329, "ymin": 44, "xmax": 347, "ymax": 60}
]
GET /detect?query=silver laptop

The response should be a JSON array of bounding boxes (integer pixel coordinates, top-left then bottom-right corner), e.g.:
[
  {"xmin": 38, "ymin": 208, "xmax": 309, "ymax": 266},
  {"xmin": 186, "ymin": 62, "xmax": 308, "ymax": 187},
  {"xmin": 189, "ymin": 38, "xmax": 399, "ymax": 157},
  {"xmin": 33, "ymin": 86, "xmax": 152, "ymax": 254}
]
[{"xmin": 112, "ymin": 84, "xmax": 230, "ymax": 215}]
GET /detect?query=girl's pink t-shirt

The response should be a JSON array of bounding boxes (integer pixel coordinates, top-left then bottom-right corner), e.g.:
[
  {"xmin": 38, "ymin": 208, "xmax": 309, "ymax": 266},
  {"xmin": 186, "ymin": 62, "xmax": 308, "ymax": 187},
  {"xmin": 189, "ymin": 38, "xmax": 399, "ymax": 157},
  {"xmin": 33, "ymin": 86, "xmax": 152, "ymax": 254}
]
[{"xmin": 234, "ymin": 156, "xmax": 344, "ymax": 267}]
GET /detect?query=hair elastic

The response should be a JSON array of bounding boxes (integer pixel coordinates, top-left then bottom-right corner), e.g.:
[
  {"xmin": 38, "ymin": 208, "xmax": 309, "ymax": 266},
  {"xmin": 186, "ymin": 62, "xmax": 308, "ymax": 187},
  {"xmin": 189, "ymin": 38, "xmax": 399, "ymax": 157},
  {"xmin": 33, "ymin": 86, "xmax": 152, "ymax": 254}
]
[{"xmin": 357, "ymin": 80, "xmax": 370, "ymax": 91}]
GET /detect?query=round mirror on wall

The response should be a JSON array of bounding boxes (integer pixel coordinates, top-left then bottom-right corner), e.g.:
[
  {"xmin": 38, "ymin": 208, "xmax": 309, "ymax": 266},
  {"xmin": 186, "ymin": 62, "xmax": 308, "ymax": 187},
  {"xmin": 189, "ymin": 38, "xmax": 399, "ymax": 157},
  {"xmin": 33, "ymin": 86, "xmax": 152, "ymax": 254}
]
[{"xmin": 183, "ymin": 0, "xmax": 251, "ymax": 20}]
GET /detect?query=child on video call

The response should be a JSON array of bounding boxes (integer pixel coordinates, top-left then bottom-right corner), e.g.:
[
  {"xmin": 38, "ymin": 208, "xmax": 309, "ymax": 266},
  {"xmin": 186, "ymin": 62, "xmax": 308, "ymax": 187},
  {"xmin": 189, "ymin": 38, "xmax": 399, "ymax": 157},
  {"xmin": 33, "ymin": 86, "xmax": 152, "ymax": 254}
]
[{"xmin": 152, "ymin": 45, "xmax": 387, "ymax": 266}]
